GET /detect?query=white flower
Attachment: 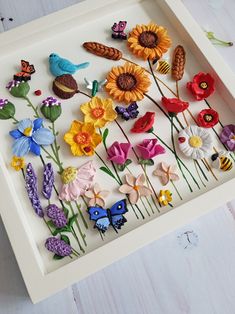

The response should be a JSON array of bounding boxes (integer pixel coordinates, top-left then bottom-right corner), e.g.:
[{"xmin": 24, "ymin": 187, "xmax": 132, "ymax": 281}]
[{"xmin": 178, "ymin": 125, "xmax": 213, "ymax": 159}]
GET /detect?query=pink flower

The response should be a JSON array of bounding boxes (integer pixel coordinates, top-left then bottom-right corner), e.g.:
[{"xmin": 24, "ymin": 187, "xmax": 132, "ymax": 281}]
[
  {"xmin": 137, "ymin": 139, "xmax": 165, "ymax": 160},
  {"xmin": 153, "ymin": 162, "xmax": 179, "ymax": 185},
  {"xmin": 119, "ymin": 173, "xmax": 152, "ymax": 204},
  {"xmin": 59, "ymin": 161, "xmax": 96, "ymax": 202},
  {"xmin": 107, "ymin": 141, "xmax": 131, "ymax": 165},
  {"xmin": 85, "ymin": 183, "xmax": 109, "ymax": 207}
]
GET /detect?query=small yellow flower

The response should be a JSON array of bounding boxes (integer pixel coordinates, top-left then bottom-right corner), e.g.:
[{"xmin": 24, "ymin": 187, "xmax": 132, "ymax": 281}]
[
  {"xmin": 10, "ymin": 156, "xmax": 25, "ymax": 171},
  {"xmin": 80, "ymin": 96, "xmax": 117, "ymax": 128},
  {"xmin": 64, "ymin": 120, "xmax": 102, "ymax": 156},
  {"xmin": 158, "ymin": 190, "xmax": 172, "ymax": 206}
]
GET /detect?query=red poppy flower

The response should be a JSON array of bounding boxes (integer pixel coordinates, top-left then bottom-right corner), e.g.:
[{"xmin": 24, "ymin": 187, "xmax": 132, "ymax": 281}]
[
  {"xmin": 131, "ymin": 112, "xmax": 155, "ymax": 133},
  {"xmin": 197, "ymin": 108, "xmax": 219, "ymax": 128},
  {"xmin": 187, "ymin": 72, "xmax": 215, "ymax": 101},
  {"xmin": 162, "ymin": 96, "xmax": 189, "ymax": 115}
]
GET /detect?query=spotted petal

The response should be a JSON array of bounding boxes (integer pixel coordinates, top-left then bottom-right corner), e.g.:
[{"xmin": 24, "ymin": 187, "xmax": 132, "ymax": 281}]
[{"xmin": 32, "ymin": 127, "xmax": 55, "ymax": 145}]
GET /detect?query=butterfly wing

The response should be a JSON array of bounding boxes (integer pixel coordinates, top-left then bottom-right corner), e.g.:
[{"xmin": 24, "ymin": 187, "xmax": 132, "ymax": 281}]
[
  {"xmin": 109, "ymin": 199, "xmax": 128, "ymax": 230},
  {"xmin": 21, "ymin": 60, "xmax": 35, "ymax": 74},
  {"xmin": 88, "ymin": 206, "xmax": 110, "ymax": 233}
]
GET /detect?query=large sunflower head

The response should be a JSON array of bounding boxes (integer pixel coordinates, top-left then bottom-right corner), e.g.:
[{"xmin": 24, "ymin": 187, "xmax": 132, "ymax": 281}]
[
  {"xmin": 128, "ymin": 22, "xmax": 172, "ymax": 61},
  {"xmin": 106, "ymin": 62, "xmax": 151, "ymax": 104}
]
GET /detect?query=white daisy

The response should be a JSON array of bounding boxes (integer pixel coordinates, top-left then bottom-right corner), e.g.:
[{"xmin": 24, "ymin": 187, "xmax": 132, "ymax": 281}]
[{"xmin": 178, "ymin": 125, "xmax": 213, "ymax": 159}]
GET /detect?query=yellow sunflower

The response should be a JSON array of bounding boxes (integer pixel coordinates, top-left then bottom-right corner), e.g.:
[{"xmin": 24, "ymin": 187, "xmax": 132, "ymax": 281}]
[
  {"xmin": 106, "ymin": 62, "xmax": 151, "ymax": 104},
  {"xmin": 64, "ymin": 120, "xmax": 102, "ymax": 156},
  {"xmin": 128, "ymin": 22, "xmax": 172, "ymax": 61},
  {"xmin": 80, "ymin": 96, "xmax": 117, "ymax": 128}
]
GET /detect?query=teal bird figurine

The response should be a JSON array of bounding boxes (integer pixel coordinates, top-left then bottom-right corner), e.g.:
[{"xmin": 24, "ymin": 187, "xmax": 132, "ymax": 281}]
[{"xmin": 49, "ymin": 53, "xmax": 89, "ymax": 77}]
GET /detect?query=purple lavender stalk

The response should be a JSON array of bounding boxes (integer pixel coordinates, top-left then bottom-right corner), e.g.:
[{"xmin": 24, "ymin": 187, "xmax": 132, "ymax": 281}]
[
  {"xmin": 45, "ymin": 237, "xmax": 72, "ymax": 256},
  {"xmin": 25, "ymin": 163, "xmax": 44, "ymax": 217},
  {"xmin": 42, "ymin": 163, "xmax": 54, "ymax": 199},
  {"xmin": 46, "ymin": 204, "xmax": 67, "ymax": 228}
]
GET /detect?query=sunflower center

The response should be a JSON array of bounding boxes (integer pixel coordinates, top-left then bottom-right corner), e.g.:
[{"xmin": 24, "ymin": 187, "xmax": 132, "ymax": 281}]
[
  {"xmin": 91, "ymin": 107, "xmax": 105, "ymax": 119},
  {"xmin": 23, "ymin": 127, "xmax": 32, "ymax": 137},
  {"xmin": 199, "ymin": 81, "xmax": 208, "ymax": 90},
  {"xmin": 204, "ymin": 114, "xmax": 213, "ymax": 122},
  {"xmin": 189, "ymin": 135, "xmax": 203, "ymax": 148},
  {"xmin": 117, "ymin": 73, "xmax": 137, "ymax": 91},
  {"xmin": 138, "ymin": 31, "xmax": 158, "ymax": 48},
  {"xmin": 61, "ymin": 167, "xmax": 77, "ymax": 184},
  {"xmin": 74, "ymin": 132, "xmax": 90, "ymax": 145}
]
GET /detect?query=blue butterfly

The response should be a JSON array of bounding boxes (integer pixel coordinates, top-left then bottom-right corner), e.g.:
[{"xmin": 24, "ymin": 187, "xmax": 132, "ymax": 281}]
[
  {"xmin": 88, "ymin": 199, "xmax": 128, "ymax": 233},
  {"xmin": 115, "ymin": 102, "xmax": 139, "ymax": 121}
]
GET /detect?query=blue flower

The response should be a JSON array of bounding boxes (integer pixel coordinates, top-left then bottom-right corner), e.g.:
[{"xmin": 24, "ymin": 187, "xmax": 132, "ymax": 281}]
[{"xmin": 9, "ymin": 118, "xmax": 55, "ymax": 157}]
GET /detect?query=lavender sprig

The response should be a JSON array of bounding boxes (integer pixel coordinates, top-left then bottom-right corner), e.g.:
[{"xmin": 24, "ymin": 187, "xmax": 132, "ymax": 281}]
[
  {"xmin": 46, "ymin": 204, "xmax": 67, "ymax": 228},
  {"xmin": 25, "ymin": 163, "xmax": 44, "ymax": 217},
  {"xmin": 42, "ymin": 163, "xmax": 54, "ymax": 199},
  {"xmin": 45, "ymin": 237, "xmax": 72, "ymax": 256}
]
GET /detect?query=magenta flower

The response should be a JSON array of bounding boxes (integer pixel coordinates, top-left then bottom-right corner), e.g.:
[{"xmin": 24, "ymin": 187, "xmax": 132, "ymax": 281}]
[
  {"xmin": 220, "ymin": 124, "xmax": 235, "ymax": 151},
  {"xmin": 107, "ymin": 141, "xmax": 131, "ymax": 165},
  {"xmin": 137, "ymin": 139, "xmax": 165, "ymax": 160}
]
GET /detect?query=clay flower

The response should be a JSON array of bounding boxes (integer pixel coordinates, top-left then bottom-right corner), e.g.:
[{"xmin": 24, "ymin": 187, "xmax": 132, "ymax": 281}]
[
  {"xmin": 137, "ymin": 138, "xmax": 165, "ymax": 161},
  {"xmin": 106, "ymin": 62, "xmax": 151, "ymax": 104},
  {"xmin": 85, "ymin": 183, "xmax": 109, "ymax": 207},
  {"xmin": 153, "ymin": 162, "xmax": 179, "ymax": 185},
  {"xmin": 10, "ymin": 156, "xmax": 25, "ymax": 171},
  {"xmin": 178, "ymin": 125, "xmax": 213, "ymax": 159},
  {"xmin": 107, "ymin": 141, "xmax": 131, "ymax": 165},
  {"xmin": 80, "ymin": 96, "xmax": 117, "ymax": 128},
  {"xmin": 64, "ymin": 120, "xmax": 102, "ymax": 156},
  {"xmin": 42, "ymin": 163, "xmax": 54, "ymax": 200},
  {"xmin": 131, "ymin": 112, "xmax": 155, "ymax": 133},
  {"xmin": 115, "ymin": 102, "xmax": 139, "ymax": 121},
  {"xmin": 187, "ymin": 72, "xmax": 215, "ymax": 100},
  {"xmin": 59, "ymin": 161, "xmax": 96, "ymax": 202},
  {"xmin": 197, "ymin": 108, "xmax": 219, "ymax": 128},
  {"xmin": 119, "ymin": 173, "xmax": 152, "ymax": 204},
  {"xmin": 0, "ymin": 98, "xmax": 15, "ymax": 120},
  {"xmin": 45, "ymin": 237, "xmax": 72, "ymax": 257},
  {"xmin": 6, "ymin": 80, "xmax": 30, "ymax": 98},
  {"xmin": 162, "ymin": 96, "xmax": 189, "ymax": 116},
  {"xmin": 9, "ymin": 118, "xmax": 55, "ymax": 157},
  {"xmin": 128, "ymin": 22, "xmax": 172, "ymax": 61},
  {"xmin": 46, "ymin": 204, "xmax": 67, "ymax": 228},
  {"xmin": 40, "ymin": 96, "xmax": 62, "ymax": 122},
  {"xmin": 220, "ymin": 124, "xmax": 235, "ymax": 151},
  {"xmin": 158, "ymin": 190, "xmax": 172, "ymax": 206}
]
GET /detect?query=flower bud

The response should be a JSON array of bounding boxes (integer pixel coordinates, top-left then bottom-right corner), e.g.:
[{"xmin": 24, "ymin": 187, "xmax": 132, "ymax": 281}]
[
  {"xmin": 0, "ymin": 99, "xmax": 16, "ymax": 120},
  {"xmin": 40, "ymin": 96, "xmax": 62, "ymax": 122},
  {"xmin": 6, "ymin": 80, "xmax": 30, "ymax": 98}
]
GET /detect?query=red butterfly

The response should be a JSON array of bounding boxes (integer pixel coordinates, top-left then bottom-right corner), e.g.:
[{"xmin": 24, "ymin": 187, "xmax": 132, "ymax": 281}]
[{"xmin": 14, "ymin": 60, "xmax": 35, "ymax": 81}]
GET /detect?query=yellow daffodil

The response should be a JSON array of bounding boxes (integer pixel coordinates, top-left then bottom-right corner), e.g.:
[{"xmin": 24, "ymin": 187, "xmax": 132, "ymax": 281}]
[
  {"xmin": 158, "ymin": 190, "xmax": 172, "ymax": 206},
  {"xmin": 10, "ymin": 156, "xmax": 25, "ymax": 171}
]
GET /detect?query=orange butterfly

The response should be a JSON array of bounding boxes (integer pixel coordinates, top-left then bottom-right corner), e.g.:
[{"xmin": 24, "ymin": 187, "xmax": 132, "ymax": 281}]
[{"xmin": 14, "ymin": 60, "xmax": 35, "ymax": 81}]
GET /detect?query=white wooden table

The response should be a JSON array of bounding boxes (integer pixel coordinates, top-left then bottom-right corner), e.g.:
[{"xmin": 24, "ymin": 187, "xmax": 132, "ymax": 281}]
[{"xmin": 0, "ymin": 1, "xmax": 235, "ymax": 313}]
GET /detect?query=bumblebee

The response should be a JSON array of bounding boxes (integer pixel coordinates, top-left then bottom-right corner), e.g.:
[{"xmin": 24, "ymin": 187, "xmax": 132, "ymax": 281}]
[
  {"xmin": 211, "ymin": 152, "xmax": 233, "ymax": 172},
  {"xmin": 156, "ymin": 60, "xmax": 171, "ymax": 75}
]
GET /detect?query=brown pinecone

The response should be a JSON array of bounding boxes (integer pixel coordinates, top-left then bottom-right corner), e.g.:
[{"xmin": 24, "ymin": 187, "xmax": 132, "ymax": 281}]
[
  {"xmin": 171, "ymin": 45, "xmax": 186, "ymax": 81},
  {"xmin": 83, "ymin": 42, "xmax": 122, "ymax": 61}
]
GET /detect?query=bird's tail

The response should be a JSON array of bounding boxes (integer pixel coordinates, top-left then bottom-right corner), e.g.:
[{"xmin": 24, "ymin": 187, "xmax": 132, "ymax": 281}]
[{"xmin": 76, "ymin": 62, "xmax": 90, "ymax": 70}]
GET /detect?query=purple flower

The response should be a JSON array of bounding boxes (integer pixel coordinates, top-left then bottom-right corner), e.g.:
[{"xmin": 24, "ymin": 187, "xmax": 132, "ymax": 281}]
[
  {"xmin": 42, "ymin": 163, "xmax": 54, "ymax": 199},
  {"xmin": 137, "ymin": 139, "xmax": 165, "ymax": 160},
  {"xmin": 220, "ymin": 124, "xmax": 235, "ymax": 151},
  {"xmin": 107, "ymin": 141, "xmax": 132, "ymax": 165},
  {"xmin": 0, "ymin": 99, "xmax": 8, "ymax": 108},
  {"xmin": 45, "ymin": 237, "xmax": 72, "ymax": 256},
  {"xmin": 42, "ymin": 96, "xmax": 61, "ymax": 106},
  {"xmin": 6, "ymin": 80, "xmax": 20, "ymax": 91},
  {"xmin": 25, "ymin": 163, "xmax": 44, "ymax": 217},
  {"xmin": 46, "ymin": 204, "xmax": 67, "ymax": 228},
  {"xmin": 115, "ymin": 102, "xmax": 139, "ymax": 121}
]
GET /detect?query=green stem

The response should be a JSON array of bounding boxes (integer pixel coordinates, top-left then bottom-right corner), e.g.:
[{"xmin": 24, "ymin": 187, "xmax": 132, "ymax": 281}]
[
  {"xmin": 75, "ymin": 201, "xmax": 88, "ymax": 229},
  {"xmin": 95, "ymin": 151, "xmax": 121, "ymax": 185},
  {"xmin": 194, "ymin": 160, "xmax": 206, "ymax": 188},
  {"xmin": 71, "ymin": 226, "xmax": 85, "ymax": 253},
  {"xmin": 140, "ymin": 197, "xmax": 150, "ymax": 217},
  {"xmin": 10, "ymin": 116, "xmax": 19, "ymax": 123},
  {"xmin": 23, "ymin": 96, "xmax": 39, "ymax": 118},
  {"xmin": 68, "ymin": 202, "xmax": 87, "ymax": 247},
  {"xmin": 170, "ymin": 180, "xmax": 183, "ymax": 200},
  {"xmin": 143, "ymin": 164, "xmax": 160, "ymax": 213}
]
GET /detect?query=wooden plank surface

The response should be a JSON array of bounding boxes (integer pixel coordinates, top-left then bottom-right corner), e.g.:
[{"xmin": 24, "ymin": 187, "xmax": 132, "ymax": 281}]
[{"xmin": 0, "ymin": 0, "xmax": 235, "ymax": 313}]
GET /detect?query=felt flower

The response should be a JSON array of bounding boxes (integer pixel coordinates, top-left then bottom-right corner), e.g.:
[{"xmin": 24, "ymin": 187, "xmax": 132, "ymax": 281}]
[
  {"xmin": 137, "ymin": 139, "xmax": 165, "ymax": 160},
  {"xmin": 119, "ymin": 173, "xmax": 152, "ymax": 204},
  {"xmin": 158, "ymin": 190, "xmax": 172, "ymax": 206},
  {"xmin": 178, "ymin": 125, "xmax": 213, "ymax": 159},
  {"xmin": 80, "ymin": 96, "xmax": 117, "ymax": 128},
  {"xmin": 187, "ymin": 72, "xmax": 215, "ymax": 100},
  {"xmin": 153, "ymin": 162, "xmax": 179, "ymax": 185},
  {"xmin": 220, "ymin": 124, "xmax": 235, "ymax": 151},
  {"xmin": 127, "ymin": 22, "xmax": 172, "ymax": 61},
  {"xmin": 10, "ymin": 156, "xmax": 25, "ymax": 171},
  {"xmin": 45, "ymin": 237, "xmax": 72, "ymax": 257},
  {"xmin": 0, "ymin": 98, "xmax": 15, "ymax": 120},
  {"xmin": 107, "ymin": 141, "xmax": 131, "ymax": 165},
  {"xmin": 64, "ymin": 120, "xmax": 102, "ymax": 156},
  {"xmin": 106, "ymin": 62, "xmax": 151, "ymax": 104},
  {"xmin": 9, "ymin": 118, "xmax": 55, "ymax": 157},
  {"xmin": 162, "ymin": 96, "xmax": 189, "ymax": 116},
  {"xmin": 131, "ymin": 112, "xmax": 155, "ymax": 133},
  {"xmin": 59, "ymin": 161, "xmax": 96, "ymax": 202},
  {"xmin": 197, "ymin": 108, "xmax": 219, "ymax": 128},
  {"xmin": 40, "ymin": 96, "xmax": 62, "ymax": 122},
  {"xmin": 85, "ymin": 183, "xmax": 109, "ymax": 207}
]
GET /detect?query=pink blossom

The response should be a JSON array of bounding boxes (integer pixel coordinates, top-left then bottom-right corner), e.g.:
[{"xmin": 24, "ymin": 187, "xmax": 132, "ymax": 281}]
[
  {"xmin": 137, "ymin": 139, "xmax": 165, "ymax": 160},
  {"xmin": 107, "ymin": 141, "xmax": 131, "ymax": 165}
]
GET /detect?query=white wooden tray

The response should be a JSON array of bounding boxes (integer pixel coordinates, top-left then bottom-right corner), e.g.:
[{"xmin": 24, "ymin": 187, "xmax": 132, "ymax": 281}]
[{"xmin": 0, "ymin": 0, "xmax": 234, "ymax": 303}]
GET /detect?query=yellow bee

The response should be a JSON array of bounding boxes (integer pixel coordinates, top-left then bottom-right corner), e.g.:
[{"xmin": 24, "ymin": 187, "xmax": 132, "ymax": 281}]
[
  {"xmin": 156, "ymin": 60, "xmax": 171, "ymax": 74},
  {"xmin": 211, "ymin": 152, "xmax": 233, "ymax": 172}
]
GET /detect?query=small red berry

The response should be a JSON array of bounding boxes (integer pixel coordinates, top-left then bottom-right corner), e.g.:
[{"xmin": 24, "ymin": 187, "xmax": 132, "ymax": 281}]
[
  {"xmin": 178, "ymin": 137, "xmax": 186, "ymax": 143},
  {"xmin": 34, "ymin": 90, "xmax": 42, "ymax": 96}
]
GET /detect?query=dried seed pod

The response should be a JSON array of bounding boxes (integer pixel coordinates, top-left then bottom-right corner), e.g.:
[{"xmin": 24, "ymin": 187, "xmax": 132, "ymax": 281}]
[
  {"xmin": 171, "ymin": 45, "xmax": 186, "ymax": 81},
  {"xmin": 83, "ymin": 42, "xmax": 123, "ymax": 61}
]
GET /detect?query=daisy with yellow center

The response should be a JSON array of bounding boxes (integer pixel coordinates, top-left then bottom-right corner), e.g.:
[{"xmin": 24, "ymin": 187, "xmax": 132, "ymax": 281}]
[
  {"xmin": 106, "ymin": 62, "xmax": 151, "ymax": 104},
  {"xmin": 80, "ymin": 96, "xmax": 117, "ymax": 128},
  {"xmin": 128, "ymin": 22, "xmax": 172, "ymax": 61},
  {"xmin": 158, "ymin": 190, "xmax": 172, "ymax": 206},
  {"xmin": 64, "ymin": 120, "xmax": 102, "ymax": 156},
  {"xmin": 10, "ymin": 156, "xmax": 25, "ymax": 171}
]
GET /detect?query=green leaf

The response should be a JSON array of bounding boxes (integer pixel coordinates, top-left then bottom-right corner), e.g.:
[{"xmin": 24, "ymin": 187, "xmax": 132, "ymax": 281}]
[
  {"xmin": 99, "ymin": 166, "xmax": 116, "ymax": 179},
  {"xmin": 62, "ymin": 207, "xmax": 69, "ymax": 218},
  {"xmin": 117, "ymin": 164, "xmax": 126, "ymax": 172},
  {"xmin": 68, "ymin": 214, "xmax": 78, "ymax": 228},
  {"xmin": 53, "ymin": 254, "xmax": 64, "ymax": 260},
  {"xmin": 46, "ymin": 220, "xmax": 56, "ymax": 229},
  {"xmin": 41, "ymin": 104, "xmax": 62, "ymax": 122},
  {"xmin": 0, "ymin": 102, "xmax": 16, "ymax": 120},
  {"xmin": 102, "ymin": 128, "xmax": 109, "ymax": 146},
  {"xmin": 52, "ymin": 226, "xmax": 70, "ymax": 236},
  {"xmin": 139, "ymin": 158, "xmax": 154, "ymax": 166},
  {"xmin": 60, "ymin": 234, "xmax": 70, "ymax": 245}
]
